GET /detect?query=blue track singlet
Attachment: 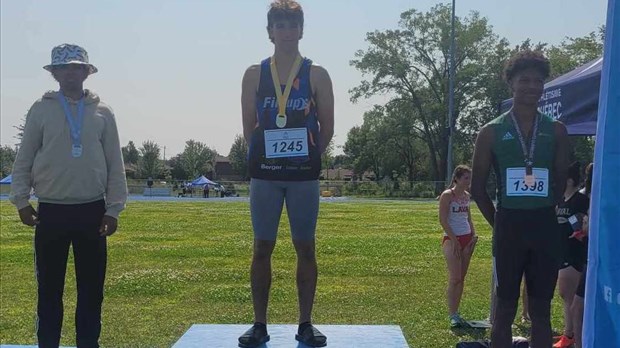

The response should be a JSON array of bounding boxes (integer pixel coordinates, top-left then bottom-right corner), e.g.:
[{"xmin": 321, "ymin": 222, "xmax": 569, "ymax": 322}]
[{"xmin": 248, "ymin": 57, "xmax": 321, "ymax": 181}]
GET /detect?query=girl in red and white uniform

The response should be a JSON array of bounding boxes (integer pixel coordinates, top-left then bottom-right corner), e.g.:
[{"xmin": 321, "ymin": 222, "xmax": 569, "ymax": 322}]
[{"xmin": 439, "ymin": 165, "xmax": 478, "ymax": 327}]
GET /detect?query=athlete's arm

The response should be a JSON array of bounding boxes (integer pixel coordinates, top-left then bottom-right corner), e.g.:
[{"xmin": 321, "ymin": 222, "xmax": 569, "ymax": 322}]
[
  {"xmin": 311, "ymin": 65, "xmax": 334, "ymax": 154},
  {"xmin": 553, "ymin": 121, "xmax": 570, "ymax": 205},
  {"xmin": 582, "ymin": 211, "xmax": 590, "ymax": 236},
  {"xmin": 440, "ymin": 192, "xmax": 462, "ymax": 257},
  {"xmin": 439, "ymin": 191, "xmax": 457, "ymax": 239},
  {"xmin": 471, "ymin": 125, "xmax": 496, "ymax": 227},
  {"xmin": 241, "ymin": 64, "xmax": 261, "ymax": 143}
]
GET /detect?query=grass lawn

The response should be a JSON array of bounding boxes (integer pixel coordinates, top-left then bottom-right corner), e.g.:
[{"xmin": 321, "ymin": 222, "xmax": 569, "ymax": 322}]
[{"xmin": 0, "ymin": 200, "xmax": 566, "ymax": 347}]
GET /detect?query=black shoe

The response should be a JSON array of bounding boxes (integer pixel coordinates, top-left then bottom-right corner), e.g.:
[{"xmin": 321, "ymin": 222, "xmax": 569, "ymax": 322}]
[
  {"xmin": 238, "ymin": 323, "xmax": 270, "ymax": 348},
  {"xmin": 295, "ymin": 324, "xmax": 327, "ymax": 347}
]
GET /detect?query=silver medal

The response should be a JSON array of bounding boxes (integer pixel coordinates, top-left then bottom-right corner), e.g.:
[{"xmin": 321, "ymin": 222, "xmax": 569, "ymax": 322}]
[{"xmin": 72, "ymin": 144, "xmax": 83, "ymax": 158}]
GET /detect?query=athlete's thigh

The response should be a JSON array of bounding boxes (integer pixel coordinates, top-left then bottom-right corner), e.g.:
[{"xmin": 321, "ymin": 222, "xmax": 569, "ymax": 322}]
[
  {"xmin": 493, "ymin": 208, "xmax": 528, "ymax": 300},
  {"xmin": 250, "ymin": 178, "xmax": 285, "ymax": 241},
  {"xmin": 442, "ymin": 240, "xmax": 463, "ymax": 280},
  {"xmin": 525, "ymin": 208, "xmax": 562, "ymax": 299},
  {"xmin": 557, "ymin": 266, "xmax": 581, "ymax": 297},
  {"xmin": 284, "ymin": 180, "xmax": 319, "ymax": 241}
]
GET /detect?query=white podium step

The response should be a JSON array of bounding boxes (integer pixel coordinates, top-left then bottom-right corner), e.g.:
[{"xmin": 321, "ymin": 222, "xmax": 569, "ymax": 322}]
[{"xmin": 172, "ymin": 324, "xmax": 409, "ymax": 348}]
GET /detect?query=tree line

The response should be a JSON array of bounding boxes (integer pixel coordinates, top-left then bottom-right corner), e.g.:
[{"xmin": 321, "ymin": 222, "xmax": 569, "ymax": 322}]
[
  {"xmin": 343, "ymin": 4, "xmax": 601, "ymax": 189},
  {"xmin": 119, "ymin": 136, "xmax": 248, "ymax": 181},
  {"xmin": 2, "ymin": 4, "xmax": 601, "ymax": 182}
]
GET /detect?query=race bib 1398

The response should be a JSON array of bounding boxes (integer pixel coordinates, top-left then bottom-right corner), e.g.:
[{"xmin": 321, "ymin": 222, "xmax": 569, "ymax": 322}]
[{"xmin": 506, "ymin": 167, "xmax": 549, "ymax": 197}]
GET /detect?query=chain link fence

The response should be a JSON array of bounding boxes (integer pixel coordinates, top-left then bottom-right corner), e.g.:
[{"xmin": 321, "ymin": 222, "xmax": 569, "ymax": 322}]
[{"xmin": 127, "ymin": 178, "xmax": 499, "ymax": 200}]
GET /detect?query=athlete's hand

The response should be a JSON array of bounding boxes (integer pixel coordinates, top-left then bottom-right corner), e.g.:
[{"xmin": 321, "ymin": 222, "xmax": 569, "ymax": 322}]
[
  {"xmin": 451, "ymin": 237, "xmax": 461, "ymax": 258},
  {"xmin": 18, "ymin": 205, "xmax": 39, "ymax": 226},
  {"xmin": 465, "ymin": 235, "xmax": 478, "ymax": 254},
  {"xmin": 99, "ymin": 215, "xmax": 118, "ymax": 236},
  {"xmin": 570, "ymin": 230, "xmax": 586, "ymax": 241}
]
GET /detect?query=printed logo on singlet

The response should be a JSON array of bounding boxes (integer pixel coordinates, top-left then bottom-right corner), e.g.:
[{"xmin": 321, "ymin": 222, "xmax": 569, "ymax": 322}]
[
  {"xmin": 502, "ymin": 132, "xmax": 514, "ymax": 141},
  {"xmin": 261, "ymin": 164, "xmax": 283, "ymax": 171},
  {"xmin": 451, "ymin": 206, "xmax": 469, "ymax": 213},
  {"xmin": 262, "ymin": 96, "xmax": 309, "ymax": 110},
  {"xmin": 557, "ymin": 207, "xmax": 570, "ymax": 216}
]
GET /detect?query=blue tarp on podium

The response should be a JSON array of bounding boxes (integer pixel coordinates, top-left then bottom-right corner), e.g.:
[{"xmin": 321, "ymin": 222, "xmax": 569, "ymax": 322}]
[
  {"xmin": 172, "ymin": 324, "xmax": 409, "ymax": 348},
  {"xmin": 583, "ymin": 0, "xmax": 620, "ymax": 346}
]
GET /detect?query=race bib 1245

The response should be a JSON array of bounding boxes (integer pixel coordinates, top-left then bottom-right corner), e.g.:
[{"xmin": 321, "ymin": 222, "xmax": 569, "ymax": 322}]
[{"xmin": 264, "ymin": 128, "xmax": 308, "ymax": 159}]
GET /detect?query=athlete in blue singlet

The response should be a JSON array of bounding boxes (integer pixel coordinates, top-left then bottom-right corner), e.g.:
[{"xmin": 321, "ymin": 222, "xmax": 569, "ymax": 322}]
[{"xmin": 238, "ymin": 1, "xmax": 334, "ymax": 347}]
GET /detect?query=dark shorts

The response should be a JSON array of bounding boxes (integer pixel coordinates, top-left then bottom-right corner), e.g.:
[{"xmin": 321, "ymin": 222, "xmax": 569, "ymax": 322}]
[
  {"xmin": 559, "ymin": 227, "xmax": 587, "ymax": 272},
  {"xmin": 493, "ymin": 206, "xmax": 563, "ymax": 300}
]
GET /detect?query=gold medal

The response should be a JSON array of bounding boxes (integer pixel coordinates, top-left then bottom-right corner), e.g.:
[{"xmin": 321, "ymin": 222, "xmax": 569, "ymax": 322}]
[
  {"xmin": 270, "ymin": 55, "xmax": 302, "ymax": 130},
  {"xmin": 276, "ymin": 114, "xmax": 287, "ymax": 128}
]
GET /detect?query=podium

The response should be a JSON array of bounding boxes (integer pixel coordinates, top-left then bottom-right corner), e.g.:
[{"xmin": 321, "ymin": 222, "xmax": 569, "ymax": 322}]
[{"xmin": 172, "ymin": 324, "xmax": 409, "ymax": 347}]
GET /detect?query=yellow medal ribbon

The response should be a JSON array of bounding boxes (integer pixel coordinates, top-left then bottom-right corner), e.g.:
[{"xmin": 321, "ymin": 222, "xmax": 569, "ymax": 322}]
[{"xmin": 270, "ymin": 54, "xmax": 303, "ymax": 128}]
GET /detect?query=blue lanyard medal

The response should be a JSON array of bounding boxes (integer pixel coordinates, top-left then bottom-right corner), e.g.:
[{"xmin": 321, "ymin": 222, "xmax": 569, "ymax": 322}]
[{"xmin": 58, "ymin": 93, "xmax": 85, "ymax": 158}]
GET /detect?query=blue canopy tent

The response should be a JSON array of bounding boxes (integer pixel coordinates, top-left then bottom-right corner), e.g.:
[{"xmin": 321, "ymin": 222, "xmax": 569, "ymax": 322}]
[
  {"xmin": 190, "ymin": 175, "xmax": 217, "ymax": 187},
  {"xmin": 500, "ymin": 57, "xmax": 602, "ymax": 135},
  {"xmin": 0, "ymin": 174, "xmax": 12, "ymax": 184}
]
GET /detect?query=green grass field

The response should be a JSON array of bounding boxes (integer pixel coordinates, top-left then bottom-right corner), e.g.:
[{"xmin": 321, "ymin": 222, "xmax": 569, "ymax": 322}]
[{"xmin": 0, "ymin": 200, "xmax": 566, "ymax": 347}]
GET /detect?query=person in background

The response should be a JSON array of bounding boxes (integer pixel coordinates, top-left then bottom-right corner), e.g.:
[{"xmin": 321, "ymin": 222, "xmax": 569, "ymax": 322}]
[
  {"xmin": 571, "ymin": 162, "xmax": 593, "ymax": 348},
  {"xmin": 439, "ymin": 165, "xmax": 478, "ymax": 328},
  {"xmin": 553, "ymin": 162, "xmax": 589, "ymax": 348}
]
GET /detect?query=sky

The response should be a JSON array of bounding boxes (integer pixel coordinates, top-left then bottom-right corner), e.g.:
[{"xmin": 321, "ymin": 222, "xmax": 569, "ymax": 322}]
[{"xmin": 0, "ymin": 0, "xmax": 608, "ymax": 157}]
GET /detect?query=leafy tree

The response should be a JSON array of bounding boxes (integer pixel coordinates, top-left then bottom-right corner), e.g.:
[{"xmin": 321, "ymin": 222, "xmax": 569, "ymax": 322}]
[
  {"xmin": 344, "ymin": 106, "xmax": 404, "ymax": 181},
  {"xmin": 344, "ymin": 104, "xmax": 428, "ymax": 185},
  {"xmin": 14, "ymin": 115, "xmax": 26, "ymax": 142},
  {"xmin": 167, "ymin": 154, "xmax": 188, "ymax": 180},
  {"xmin": 121, "ymin": 140, "xmax": 140, "ymax": 165},
  {"xmin": 344, "ymin": 108, "xmax": 389, "ymax": 180},
  {"xmin": 228, "ymin": 134, "xmax": 249, "ymax": 179},
  {"xmin": 332, "ymin": 154, "xmax": 349, "ymax": 169},
  {"xmin": 181, "ymin": 140, "xmax": 217, "ymax": 179},
  {"xmin": 350, "ymin": 4, "xmax": 502, "ymax": 184},
  {"xmin": 321, "ymin": 138, "xmax": 335, "ymax": 179},
  {"xmin": 0, "ymin": 145, "xmax": 17, "ymax": 178},
  {"xmin": 138, "ymin": 140, "xmax": 163, "ymax": 178},
  {"xmin": 547, "ymin": 28, "xmax": 605, "ymax": 78}
]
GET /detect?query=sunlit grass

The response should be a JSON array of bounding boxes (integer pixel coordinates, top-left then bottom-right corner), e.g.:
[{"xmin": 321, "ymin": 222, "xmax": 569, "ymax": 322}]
[{"xmin": 0, "ymin": 200, "xmax": 565, "ymax": 347}]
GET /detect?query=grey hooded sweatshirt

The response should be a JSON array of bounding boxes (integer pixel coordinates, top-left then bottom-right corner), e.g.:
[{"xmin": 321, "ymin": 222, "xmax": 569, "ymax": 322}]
[{"xmin": 10, "ymin": 90, "xmax": 127, "ymax": 218}]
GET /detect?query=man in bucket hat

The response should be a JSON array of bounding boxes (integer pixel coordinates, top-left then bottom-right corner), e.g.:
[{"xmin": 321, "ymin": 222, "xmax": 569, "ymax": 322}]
[{"xmin": 10, "ymin": 43, "xmax": 127, "ymax": 348}]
